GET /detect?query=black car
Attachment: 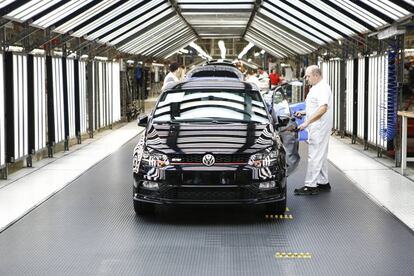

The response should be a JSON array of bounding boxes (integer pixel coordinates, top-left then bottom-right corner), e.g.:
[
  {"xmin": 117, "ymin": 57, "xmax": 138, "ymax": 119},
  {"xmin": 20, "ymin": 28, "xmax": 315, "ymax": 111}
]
[
  {"xmin": 133, "ymin": 77, "xmax": 295, "ymax": 215},
  {"xmin": 185, "ymin": 64, "xmax": 244, "ymax": 80}
]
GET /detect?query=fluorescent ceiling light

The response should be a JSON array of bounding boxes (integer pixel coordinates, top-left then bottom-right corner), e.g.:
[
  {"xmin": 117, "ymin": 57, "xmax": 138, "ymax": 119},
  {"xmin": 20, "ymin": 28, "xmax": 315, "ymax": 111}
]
[
  {"xmin": 260, "ymin": 49, "xmax": 265, "ymax": 54},
  {"xmin": 72, "ymin": 0, "xmax": 146, "ymax": 37},
  {"xmin": 103, "ymin": 7, "xmax": 173, "ymax": 45},
  {"xmin": 254, "ymin": 52, "xmax": 260, "ymax": 57},
  {"xmin": 177, "ymin": 0, "xmax": 253, "ymax": 2},
  {"xmin": 179, "ymin": 4, "xmax": 253, "ymax": 9},
  {"xmin": 218, "ymin": 40, "xmax": 226, "ymax": 59},
  {"xmin": 0, "ymin": 0, "xmax": 16, "ymax": 9},
  {"xmin": 31, "ymin": 0, "xmax": 94, "ymax": 29},
  {"xmin": 86, "ymin": 0, "xmax": 166, "ymax": 40},
  {"xmin": 238, "ymin": 42, "xmax": 254, "ymax": 59},
  {"xmin": 6, "ymin": 0, "xmax": 61, "ymax": 22},
  {"xmin": 54, "ymin": 0, "xmax": 121, "ymax": 34}
]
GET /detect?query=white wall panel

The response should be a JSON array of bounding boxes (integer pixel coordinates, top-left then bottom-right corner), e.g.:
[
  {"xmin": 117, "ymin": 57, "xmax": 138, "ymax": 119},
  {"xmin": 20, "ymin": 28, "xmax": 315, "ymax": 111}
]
[
  {"xmin": 321, "ymin": 60, "xmax": 341, "ymax": 130},
  {"xmin": 112, "ymin": 62, "xmax": 121, "ymax": 122},
  {"xmin": 367, "ymin": 55, "xmax": 388, "ymax": 149},
  {"xmin": 357, "ymin": 57, "xmax": 366, "ymax": 139},
  {"xmin": 33, "ymin": 56, "xmax": 46, "ymax": 152},
  {"xmin": 52, "ymin": 57, "xmax": 65, "ymax": 144},
  {"xmin": 93, "ymin": 60, "xmax": 121, "ymax": 129},
  {"xmin": 0, "ymin": 54, "xmax": 5, "ymax": 167},
  {"xmin": 12, "ymin": 53, "xmax": 28, "ymax": 160},
  {"xmin": 345, "ymin": 59, "xmax": 354, "ymax": 134},
  {"xmin": 378, "ymin": 55, "xmax": 388, "ymax": 149},
  {"xmin": 78, "ymin": 60, "xmax": 88, "ymax": 134},
  {"xmin": 66, "ymin": 59, "xmax": 76, "ymax": 138}
]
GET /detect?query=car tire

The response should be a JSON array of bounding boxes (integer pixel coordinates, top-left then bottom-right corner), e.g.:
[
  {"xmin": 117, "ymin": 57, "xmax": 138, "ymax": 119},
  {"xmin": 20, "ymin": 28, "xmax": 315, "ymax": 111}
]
[{"xmin": 134, "ymin": 200, "xmax": 154, "ymax": 215}]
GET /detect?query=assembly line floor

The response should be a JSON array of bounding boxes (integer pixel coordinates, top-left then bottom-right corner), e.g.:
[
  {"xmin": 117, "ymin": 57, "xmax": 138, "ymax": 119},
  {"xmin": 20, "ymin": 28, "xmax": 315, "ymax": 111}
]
[{"xmin": 0, "ymin": 121, "xmax": 413, "ymax": 275}]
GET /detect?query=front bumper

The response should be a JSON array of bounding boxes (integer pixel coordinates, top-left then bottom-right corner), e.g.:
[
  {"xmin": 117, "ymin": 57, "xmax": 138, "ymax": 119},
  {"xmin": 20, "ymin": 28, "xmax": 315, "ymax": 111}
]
[{"xmin": 133, "ymin": 177, "xmax": 286, "ymax": 205}]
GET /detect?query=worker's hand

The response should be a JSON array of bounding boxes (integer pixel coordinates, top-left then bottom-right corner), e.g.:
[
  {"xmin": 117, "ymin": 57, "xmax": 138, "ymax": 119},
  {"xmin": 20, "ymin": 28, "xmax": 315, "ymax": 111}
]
[
  {"xmin": 294, "ymin": 111, "xmax": 303, "ymax": 118},
  {"xmin": 298, "ymin": 121, "xmax": 309, "ymax": 131}
]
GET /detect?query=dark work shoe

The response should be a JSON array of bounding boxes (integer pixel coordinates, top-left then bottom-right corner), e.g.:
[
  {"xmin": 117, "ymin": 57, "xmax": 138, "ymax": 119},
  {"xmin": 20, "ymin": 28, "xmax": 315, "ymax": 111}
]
[
  {"xmin": 317, "ymin": 183, "xmax": 331, "ymax": 192},
  {"xmin": 294, "ymin": 186, "xmax": 319, "ymax": 195}
]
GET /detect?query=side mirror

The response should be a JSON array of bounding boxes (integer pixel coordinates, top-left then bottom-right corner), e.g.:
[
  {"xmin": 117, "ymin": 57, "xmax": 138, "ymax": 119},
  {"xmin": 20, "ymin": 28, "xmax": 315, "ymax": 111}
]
[
  {"xmin": 137, "ymin": 115, "xmax": 148, "ymax": 127},
  {"xmin": 277, "ymin": 115, "xmax": 290, "ymax": 127}
]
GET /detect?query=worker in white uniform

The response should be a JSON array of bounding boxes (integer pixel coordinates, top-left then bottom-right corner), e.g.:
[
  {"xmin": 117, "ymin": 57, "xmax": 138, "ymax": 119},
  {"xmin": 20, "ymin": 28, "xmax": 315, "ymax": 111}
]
[
  {"xmin": 293, "ymin": 65, "xmax": 333, "ymax": 195},
  {"xmin": 162, "ymin": 62, "xmax": 180, "ymax": 90}
]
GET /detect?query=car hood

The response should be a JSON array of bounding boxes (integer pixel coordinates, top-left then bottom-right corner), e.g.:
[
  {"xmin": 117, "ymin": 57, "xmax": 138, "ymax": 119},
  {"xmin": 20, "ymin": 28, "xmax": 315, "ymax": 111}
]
[{"xmin": 145, "ymin": 123, "xmax": 277, "ymax": 155}]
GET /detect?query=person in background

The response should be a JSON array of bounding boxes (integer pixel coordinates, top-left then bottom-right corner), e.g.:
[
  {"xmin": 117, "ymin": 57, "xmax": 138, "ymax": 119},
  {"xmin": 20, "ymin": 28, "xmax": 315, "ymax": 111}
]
[
  {"xmin": 293, "ymin": 65, "xmax": 333, "ymax": 195},
  {"xmin": 257, "ymin": 67, "xmax": 270, "ymax": 92},
  {"xmin": 245, "ymin": 70, "xmax": 261, "ymax": 92},
  {"xmin": 177, "ymin": 65, "xmax": 187, "ymax": 80},
  {"xmin": 269, "ymin": 69, "xmax": 281, "ymax": 89},
  {"xmin": 162, "ymin": 62, "xmax": 180, "ymax": 89}
]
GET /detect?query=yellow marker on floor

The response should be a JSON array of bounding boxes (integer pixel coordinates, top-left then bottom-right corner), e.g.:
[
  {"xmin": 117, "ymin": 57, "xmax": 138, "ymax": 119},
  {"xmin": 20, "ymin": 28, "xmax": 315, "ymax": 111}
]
[
  {"xmin": 264, "ymin": 214, "xmax": 294, "ymax": 220},
  {"xmin": 275, "ymin": 252, "xmax": 312, "ymax": 259}
]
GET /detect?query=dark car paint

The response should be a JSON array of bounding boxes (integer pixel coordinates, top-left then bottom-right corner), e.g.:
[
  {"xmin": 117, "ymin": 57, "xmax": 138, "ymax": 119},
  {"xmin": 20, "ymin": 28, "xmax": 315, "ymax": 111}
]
[{"xmin": 133, "ymin": 79, "xmax": 292, "ymax": 213}]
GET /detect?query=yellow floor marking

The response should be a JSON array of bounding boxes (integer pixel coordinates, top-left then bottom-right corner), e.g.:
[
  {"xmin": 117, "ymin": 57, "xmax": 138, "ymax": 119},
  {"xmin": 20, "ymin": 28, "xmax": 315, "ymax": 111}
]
[{"xmin": 275, "ymin": 252, "xmax": 312, "ymax": 259}]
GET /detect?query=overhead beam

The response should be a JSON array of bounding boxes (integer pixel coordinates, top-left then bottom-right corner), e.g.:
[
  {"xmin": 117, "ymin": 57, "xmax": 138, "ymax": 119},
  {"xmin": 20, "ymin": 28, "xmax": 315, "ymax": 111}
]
[
  {"xmin": 242, "ymin": 0, "xmax": 263, "ymax": 38},
  {"xmin": 168, "ymin": 0, "xmax": 200, "ymax": 39}
]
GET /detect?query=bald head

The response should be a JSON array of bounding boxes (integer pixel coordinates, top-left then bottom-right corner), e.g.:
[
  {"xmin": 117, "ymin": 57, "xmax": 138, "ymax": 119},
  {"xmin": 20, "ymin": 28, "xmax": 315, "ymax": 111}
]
[{"xmin": 305, "ymin": 65, "xmax": 322, "ymax": 85}]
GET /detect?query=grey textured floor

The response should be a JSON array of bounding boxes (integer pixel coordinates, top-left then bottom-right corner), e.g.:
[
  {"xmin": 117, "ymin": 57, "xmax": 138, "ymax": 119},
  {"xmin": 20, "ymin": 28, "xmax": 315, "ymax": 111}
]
[{"xmin": 0, "ymin": 136, "xmax": 413, "ymax": 276}]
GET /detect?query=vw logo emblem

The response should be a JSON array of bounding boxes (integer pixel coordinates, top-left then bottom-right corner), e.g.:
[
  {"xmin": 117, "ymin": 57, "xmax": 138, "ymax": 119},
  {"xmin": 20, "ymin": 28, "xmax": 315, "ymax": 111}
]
[{"xmin": 202, "ymin": 154, "xmax": 215, "ymax": 166}]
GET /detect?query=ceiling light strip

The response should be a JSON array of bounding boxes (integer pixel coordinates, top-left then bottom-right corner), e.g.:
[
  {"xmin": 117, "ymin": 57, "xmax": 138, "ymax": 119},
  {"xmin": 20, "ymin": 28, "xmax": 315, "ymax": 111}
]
[
  {"xmin": 72, "ymin": 0, "xmax": 146, "ymax": 37},
  {"xmin": 259, "ymin": 8, "xmax": 326, "ymax": 45},
  {"xmin": 54, "ymin": 0, "xmax": 122, "ymax": 34},
  {"xmin": 102, "ymin": 7, "xmax": 174, "ymax": 45}
]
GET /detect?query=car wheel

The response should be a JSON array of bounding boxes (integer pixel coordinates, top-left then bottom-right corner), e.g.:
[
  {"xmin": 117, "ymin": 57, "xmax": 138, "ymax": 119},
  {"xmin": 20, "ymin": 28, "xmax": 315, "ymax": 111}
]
[{"xmin": 134, "ymin": 200, "xmax": 154, "ymax": 215}]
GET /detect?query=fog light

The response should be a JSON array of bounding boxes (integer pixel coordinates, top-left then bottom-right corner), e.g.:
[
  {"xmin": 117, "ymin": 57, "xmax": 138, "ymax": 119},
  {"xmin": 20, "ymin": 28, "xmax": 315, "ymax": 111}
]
[
  {"xmin": 259, "ymin": 181, "xmax": 276, "ymax": 189},
  {"xmin": 142, "ymin": 181, "xmax": 159, "ymax": 190}
]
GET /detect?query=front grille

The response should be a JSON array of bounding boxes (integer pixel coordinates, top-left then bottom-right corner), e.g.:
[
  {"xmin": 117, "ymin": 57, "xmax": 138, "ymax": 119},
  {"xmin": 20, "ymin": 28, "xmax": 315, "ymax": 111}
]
[
  {"xmin": 139, "ymin": 181, "xmax": 283, "ymax": 202},
  {"xmin": 161, "ymin": 187, "xmax": 258, "ymax": 201},
  {"xmin": 169, "ymin": 154, "xmax": 249, "ymax": 163},
  {"xmin": 164, "ymin": 170, "xmax": 250, "ymax": 185}
]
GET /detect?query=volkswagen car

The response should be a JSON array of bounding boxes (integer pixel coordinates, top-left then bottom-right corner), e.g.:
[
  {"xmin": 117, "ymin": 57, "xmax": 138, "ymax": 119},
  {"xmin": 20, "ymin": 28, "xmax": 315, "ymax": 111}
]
[{"xmin": 132, "ymin": 77, "xmax": 297, "ymax": 215}]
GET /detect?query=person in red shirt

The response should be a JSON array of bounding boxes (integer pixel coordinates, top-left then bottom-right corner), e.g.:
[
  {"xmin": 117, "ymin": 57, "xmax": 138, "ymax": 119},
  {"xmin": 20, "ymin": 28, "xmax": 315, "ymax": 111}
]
[{"xmin": 269, "ymin": 69, "xmax": 281, "ymax": 89}]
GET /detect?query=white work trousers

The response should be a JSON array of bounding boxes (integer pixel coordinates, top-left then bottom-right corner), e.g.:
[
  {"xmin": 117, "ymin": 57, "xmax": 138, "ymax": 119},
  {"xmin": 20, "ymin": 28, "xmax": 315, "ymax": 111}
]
[{"xmin": 304, "ymin": 127, "xmax": 330, "ymax": 187}]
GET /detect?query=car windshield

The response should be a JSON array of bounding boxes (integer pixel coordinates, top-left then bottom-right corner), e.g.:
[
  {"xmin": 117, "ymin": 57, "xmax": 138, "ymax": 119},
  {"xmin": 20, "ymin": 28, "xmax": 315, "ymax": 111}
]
[{"xmin": 152, "ymin": 90, "xmax": 270, "ymax": 124}]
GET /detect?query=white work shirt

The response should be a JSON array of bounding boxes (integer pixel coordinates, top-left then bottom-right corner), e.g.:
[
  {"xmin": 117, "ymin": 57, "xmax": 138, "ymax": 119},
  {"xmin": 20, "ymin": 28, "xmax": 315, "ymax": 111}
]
[
  {"xmin": 246, "ymin": 75, "xmax": 261, "ymax": 92},
  {"xmin": 305, "ymin": 80, "xmax": 333, "ymax": 140},
  {"xmin": 162, "ymin": 71, "xmax": 179, "ymax": 89}
]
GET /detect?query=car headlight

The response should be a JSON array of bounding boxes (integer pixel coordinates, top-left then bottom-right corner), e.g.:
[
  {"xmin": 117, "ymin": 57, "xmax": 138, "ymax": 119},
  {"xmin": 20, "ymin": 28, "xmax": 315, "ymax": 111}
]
[
  {"xmin": 248, "ymin": 148, "xmax": 279, "ymax": 168},
  {"xmin": 140, "ymin": 150, "xmax": 170, "ymax": 168}
]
